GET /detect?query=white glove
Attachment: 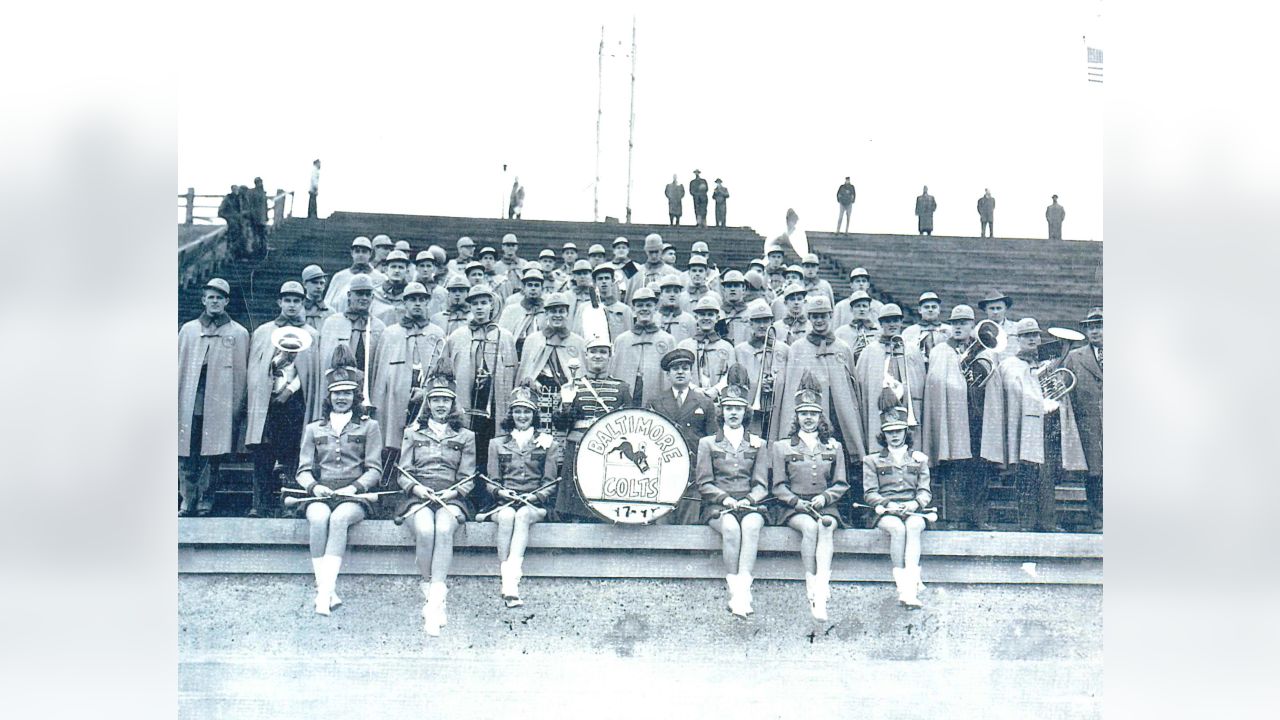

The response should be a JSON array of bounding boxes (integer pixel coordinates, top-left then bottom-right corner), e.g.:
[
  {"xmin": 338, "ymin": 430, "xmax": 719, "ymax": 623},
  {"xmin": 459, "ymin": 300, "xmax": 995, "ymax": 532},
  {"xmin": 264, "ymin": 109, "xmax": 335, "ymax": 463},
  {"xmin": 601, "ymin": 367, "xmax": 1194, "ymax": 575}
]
[{"xmin": 560, "ymin": 383, "xmax": 578, "ymax": 403}]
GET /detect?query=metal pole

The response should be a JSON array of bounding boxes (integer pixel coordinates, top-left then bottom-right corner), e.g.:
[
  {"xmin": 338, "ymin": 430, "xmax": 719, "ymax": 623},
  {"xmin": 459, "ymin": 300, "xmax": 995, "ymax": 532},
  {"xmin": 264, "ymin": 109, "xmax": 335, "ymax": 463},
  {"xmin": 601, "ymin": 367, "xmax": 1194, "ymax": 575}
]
[
  {"xmin": 625, "ymin": 17, "xmax": 636, "ymax": 225},
  {"xmin": 594, "ymin": 25, "xmax": 604, "ymax": 222}
]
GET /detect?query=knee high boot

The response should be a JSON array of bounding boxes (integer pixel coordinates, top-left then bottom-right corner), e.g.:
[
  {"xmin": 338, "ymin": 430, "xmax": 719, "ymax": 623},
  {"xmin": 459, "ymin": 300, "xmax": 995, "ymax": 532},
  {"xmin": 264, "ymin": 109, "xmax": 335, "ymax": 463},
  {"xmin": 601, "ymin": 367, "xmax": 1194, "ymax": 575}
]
[
  {"xmin": 739, "ymin": 574, "xmax": 755, "ymax": 616},
  {"xmin": 505, "ymin": 558, "xmax": 525, "ymax": 608},
  {"xmin": 811, "ymin": 571, "xmax": 830, "ymax": 622},
  {"xmin": 896, "ymin": 566, "xmax": 922, "ymax": 609},
  {"xmin": 423, "ymin": 581, "xmax": 449, "ymax": 636},
  {"xmin": 804, "ymin": 573, "xmax": 820, "ymax": 619},
  {"xmin": 325, "ymin": 555, "xmax": 343, "ymax": 608},
  {"xmin": 312, "ymin": 558, "xmax": 331, "ymax": 616}
]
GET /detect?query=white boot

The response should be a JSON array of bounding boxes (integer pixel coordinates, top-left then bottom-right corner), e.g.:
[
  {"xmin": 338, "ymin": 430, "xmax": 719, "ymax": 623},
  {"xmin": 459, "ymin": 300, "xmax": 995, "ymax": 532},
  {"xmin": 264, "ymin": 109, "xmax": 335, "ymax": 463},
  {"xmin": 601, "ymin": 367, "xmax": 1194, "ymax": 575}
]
[
  {"xmin": 419, "ymin": 581, "xmax": 433, "ymax": 620},
  {"xmin": 804, "ymin": 573, "xmax": 820, "ymax": 620},
  {"xmin": 499, "ymin": 560, "xmax": 517, "ymax": 599},
  {"xmin": 325, "ymin": 555, "xmax": 343, "ymax": 609},
  {"xmin": 811, "ymin": 571, "xmax": 830, "ymax": 622},
  {"xmin": 726, "ymin": 574, "xmax": 747, "ymax": 618},
  {"xmin": 892, "ymin": 567, "xmax": 910, "ymax": 605},
  {"xmin": 422, "ymin": 581, "xmax": 441, "ymax": 636},
  {"xmin": 901, "ymin": 566, "xmax": 923, "ymax": 609},
  {"xmin": 740, "ymin": 574, "xmax": 755, "ymax": 616},
  {"xmin": 504, "ymin": 559, "xmax": 525, "ymax": 608},
  {"xmin": 311, "ymin": 558, "xmax": 330, "ymax": 616}
]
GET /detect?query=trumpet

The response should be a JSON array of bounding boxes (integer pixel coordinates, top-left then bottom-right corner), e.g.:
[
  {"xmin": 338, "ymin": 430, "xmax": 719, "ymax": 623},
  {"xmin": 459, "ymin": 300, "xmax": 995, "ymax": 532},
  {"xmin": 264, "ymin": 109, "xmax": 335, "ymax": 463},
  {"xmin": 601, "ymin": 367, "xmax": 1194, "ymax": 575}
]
[
  {"xmin": 750, "ymin": 325, "xmax": 776, "ymax": 437},
  {"xmin": 960, "ymin": 319, "xmax": 1007, "ymax": 388},
  {"xmin": 1033, "ymin": 327, "xmax": 1083, "ymax": 402}
]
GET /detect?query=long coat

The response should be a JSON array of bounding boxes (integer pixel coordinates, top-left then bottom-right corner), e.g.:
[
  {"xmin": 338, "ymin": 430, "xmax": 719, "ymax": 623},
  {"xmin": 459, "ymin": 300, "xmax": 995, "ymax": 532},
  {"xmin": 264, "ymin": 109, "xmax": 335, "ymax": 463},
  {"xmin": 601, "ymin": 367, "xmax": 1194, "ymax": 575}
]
[
  {"xmin": 371, "ymin": 320, "xmax": 446, "ymax": 448},
  {"xmin": 774, "ymin": 334, "xmax": 867, "ymax": 460},
  {"xmin": 178, "ymin": 316, "xmax": 249, "ymax": 457},
  {"xmin": 443, "ymin": 323, "xmax": 518, "ymax": 429},
  {"xmin": 515, "ymin": 330, "xmax": 585, "ymax": 388},
  {"xmin": 497, "ymin": 298, "xmax": 546, "ymax": 356},
  {"xmin": 977, "ymin": 195, "xmax": 995, "ymax": 221},
  {"xmin": 318, "ymin": 313, "xmax": 386, "ymax": 379},
  {"xmin": 734, "ymin": 337, "xmax": 791, "ymax": 442},
  {"xmin": 915, "ymin": 193, "xmax": 937, "ymax": 232},
  {"xmin": 245, "ymin": 320, "xmax": 322, "ymax": 446},
  {"xmin": 324, "ymin": 267, "xmax": 387, "ymax": 314},
  {"xmin": 919, "ymin": 342, "xmax": 972, "ymax": 464},
  {"xmin": 1063, "ymin": 345, "xmax": 1103, "ymax": 475},
  {"xmin": 609, "ymin": 325, "xmax": 676, "ymax": 406},
  {"xmin": 678, "ymin": 334, "xmax": 736, "ymax": 395},
  {"xmin": 853, "ymin": 338, "xmax": 926, "ymax": 452},
  {"xmin": 981, "ymin": 356, "xmax": 1086, "ymax": 469},
  {"xmin": 665, "ymin": 182, "xmax": 685, "ymax": 215},
  {"xmin": 656, "ymin": 309, "xmax": 696, "ymax": 344}
]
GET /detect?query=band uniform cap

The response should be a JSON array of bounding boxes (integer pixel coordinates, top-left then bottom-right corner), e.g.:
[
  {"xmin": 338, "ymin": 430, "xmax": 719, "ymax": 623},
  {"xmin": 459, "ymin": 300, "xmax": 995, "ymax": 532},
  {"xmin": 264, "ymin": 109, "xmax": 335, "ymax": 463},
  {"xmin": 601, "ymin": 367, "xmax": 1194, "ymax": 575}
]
[
  {"xmin": 385, "ymin": 250, "xmax": 410, "ymax": 264},
  {"xmin": 687, "ymin": 255, "xmax": 708, "ymax": 268},
  {"xmin": 765, "ymin": 244, "xmax": 785, "ymax": 256},
  {"xmin": 271, "ymin": 325, "xmax": 312, "ymax": 353},
  {"xmin": 720, "ymin": 270, "xmax": 746, "ymax": 285},
  {"xmin": 805, "ymin": 294, "xmax": 834, "ymax": 315},
  {"xmin": 502, "ymin": 233, "xmax": 519, "ymax": 245},
  {"xmin": 691, "ymin": 241, "xmax": 710, "ymax": 253},
  {"xmin": 785, "ymin": 264, "xmax": 804, "ymax": 276},
  {"xmin": 630, "ymin": 287, "xmax": 657, "ymax": 303},
  {"xmin": 589, "ymin": 244, "xmax": 608, "ymax": 255},
  {"xmin": 918, "ymin": 291, "xmax": 941, "ymax": 305},
  {"xmin": 372, "ymin": 234, "xmax": 394, "ymax": 247},
  {"xmin": 562, "ymin": 242, "xmax": 579, "ymax": 251},
  {"xmin": 539, "ymin": 248, "xmax": 557, "ymax": 259},
  {"xmin": 543, "ymin": 292, "xmax": 570, "ymax": 309},
  {"xmin": 849, "ymin": 290, "xmax": 872, "ymax": 304},
  {"xmin": 351, "ymin": 236, "xmax": 373, "ymax": 250},
  {"xmin": 848, "ymin": 267, "xmax": 870, "ymax": 279},
  {"xmin": 743, "ymin": 269, "xmax": 766, "ymax": 290},
  {"xmin": 425, "ymin": 373, "xmax": 458, "ymax": 399},
  {"xmin": 586, "ymin": 334, "xmax": 613, "ymax": 350},
  {"xmin": 802, "ymin": 253, "xmax": 820, "ymax": 265},
  {"xmin": 748, "ymin": 257, "xmax": 766, "ymax": 269},
  {"xmin": 1014, "ymin": 318, "xmax": 1042, "ymax": 336},
  {"xmin": 479, "ymin": 246, "xmax": 498, "ymax": 257},
  {"xmin": 661, "ymin": 244, "xmax": 675, "ymax": 254},
  {"xmin": 592, "ymin": 262, "xmax": 616, "ymax": 277},
  {"xmin": 444, "ymin": 273, "xmax": 470, "ymax": 290},
  {"xmin": 467, "ymin": 283, "xmax": 497, "ymax": 301},
  {"xmin": 949, "ymin": 304, "xmax": 976, "ymax": 321},
  {"xmin": 394, "ymin": 240, "xmax": 411, "ymax": 252},
  {"xmin": 977, "ymin": 289, "xmax": 1012, "ymax": 309},
  {"xmin": 660, "ymin": 347, "xmax": 697, "ymax": 370},
  {"xmin": 644, "ymin": 234, "xmax": 664, "ymax": 251},
  {"xmin": 793, "ymin": 386, "xmax": 824, "ymax": 414},
  {"xmin": 692, "ymin": 295, "xmax": 722, "ymax": 315},
  {"xmin": 456, "ymin": 236, "xmax": 476, "ymax": 248},
  {"xmin": 782, "ymin": 282, "xmax": 807, "ymax": 299},
  {"xmin": 572, "ymin": 259, "xmax": 594, "ymax": 273},
  {"xmin": 415, "ymin": 250, "xmax": 434, "ymax": 264},
  {"xmin": 326, "ymin": 366, "xmax": 361, "ymax": 393},
  {"xmin": 659, "ymin": 275, "xmax": 685, "ymax": 290},
  {"xmin": 1081, "ymin": 307, "xmax": 1103, "ymax": 325},
  {"xmin": 718, "ymin": 383, "xmax": 750, "ymax": 407},
  {"xmin": 746, "ymin": 298, "xmax": 775, "ymax": 320},
  {"xmin": 464, "ymin": 260, "xmax": 485, "ymax": 274},
  {"xmin": 348, "ymin": 274, "xmax": 375, "ymax": 293},
  {"xmin": 509, "ymin": 385, "xmax": 538, "ymax": 411},
  {"xmin": 402, "ymin": 282, "xmax": 430, "ymax": 298},
  {"xmin": 880, "ymin": 406, "xmax": 910, "ymax": 432},
  {"xmin": 521, "ymin": 268, "xmax": 545, "ymax": 284},
  {"xmin": 429, "ymin": 246, "xmax": 447, "ymax": 265},
  {"xmin": 301, "ymin": 265, "xmax": 327, "ymax": 282},
  {"xmin": 278, "ymin": 280, "xmax": 306, "ymax": 298},
  {"xmin": 612, "ymin": 236, "xmax": 630, "ymax": 247},
  {"xmin": 877, "ymin": 303, "xmax": 904, "ymax": 321},
  {"xmin": 204, "ymin": 278, "xmax": 231, "ymax": 296}
]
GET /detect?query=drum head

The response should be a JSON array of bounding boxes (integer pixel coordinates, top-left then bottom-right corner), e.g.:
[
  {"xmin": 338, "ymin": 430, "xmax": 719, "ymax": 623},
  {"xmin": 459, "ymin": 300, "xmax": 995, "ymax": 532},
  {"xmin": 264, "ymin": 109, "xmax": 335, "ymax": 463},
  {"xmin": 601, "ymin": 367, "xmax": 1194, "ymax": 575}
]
[{"xmin": 574, "ymin": 408, "xmax": 693, "ymax": 524}]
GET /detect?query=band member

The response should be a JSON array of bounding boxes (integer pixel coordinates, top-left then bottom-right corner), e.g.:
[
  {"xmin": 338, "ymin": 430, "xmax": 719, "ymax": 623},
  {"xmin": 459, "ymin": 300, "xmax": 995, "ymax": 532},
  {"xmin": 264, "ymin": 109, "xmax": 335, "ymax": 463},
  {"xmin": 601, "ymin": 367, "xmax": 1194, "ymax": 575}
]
[
  {"xmin": 689, "ymin": 240, "xmax": 722, "ymax": 292},
  {"xmin": 538, "ymin": 248, "xmax": 563, "ymax": 290},
  {"xmin": 719, "ymin": 271, "xmax": 752, "ymax": 346},
  {"xmin": 977, "ymin": 289, "xmax": 1020, "ymax": 360},
  {"xmin": 678, "ymin": 296, "xmax": 735, "ymax": 399},
  {"xmin": 656, "ymin": 275, "xmax": 696, "ymax": 342},
  {"xmin": 833, "ymin": 290, "xmax": 879, "ymax": 364},
  {"xmin": 498, "ymin": 268, "xmax": 547, "ymax": 358},
  {"xmin": 560, "ymin": 242, "xmax": 579, "ymax": 280},
  {"xmin": 494, "ymin": 233, "xmax": 528, "ymax": 298},
  {"xmin": 773, "ymin": 283, "xmax": 811, "ymax": 345},
  {"xmin": 1063, "ymin": 308, "xmax": 1103, "ymax": 531},
  {"xmin": 415, "ymin": 248, "xmax": 450, "ymax": 318},
  {"xmin": 464, "ymin": 260, "xmax": 487, "ymax": 289},
  {"xmin": 696, "ymin": 367, "xmax": 770, "ymax": 618},
  {"xmin": 770, "ymin": 265, "xmax": 806, "ymax": 320},
  {"xmin": 799, "ymin": 253, "xmax": 835, "ymax": 305},
  {"xmin": 516, "ymin": 293, "xmax": 584, "ymax": 431},
  {"xmin": 626, "ymin": 233, "xmax": 680, "ymax": 300},
  {"xmin": 179, "ymin": 278, "xmax": 249, "ymax": 516},
  {"xmin": 902, "ymin": 292, "xmax": 951, "ymax": 362},
  {"xmin": 863, "ymin": 406, "xmax": 931, "ymax": 609},
  {"xmin": 245, "ymin": 281, "xmax": 322, "ymax": 518},
  {"xmin": 647, "ymin": 348, "xmax": 716, "ymax": 525},
  {"xmin": 774, "ymin": 294, "xmax": 867, "ymax": 466},
  {"xmin": 592, "ymin": 263, "xmax": 634, "ymax": 340},
  {"xmin": 920, "ymin": 305, "xmax": 992, "ymax": 529},
  {"xmin": 431, "ymin": 274, "xmax": 472, "ymax": 336},
  {"xmin": 587, "ymin": 243, "xmax": 608, "ymax": 268},
  {"xmin": 735, "ymin": 299, "xmax": 790, "ymax": 441},
  {"xmin": 853, "ymin": 304, "xmax": 925, "ymax": 453},
  {"xmin": 565, "ymin": 259, "xmax": 596, "ymax": 325},
  {"xmin": 301, "ymin": 265, "xmax": 333, "ymax": 329},
  {"xmin": 371, "ymin": 249, "xmax": 412, "ymax": 325},
  {"xmin": 295, "ymin": 361, "xmax": 384, "ymax": 615},
  {"xmin": 764, "ymin": 245, "xmax": 787, "ymax": 293},
  {"xmin": 371, "ymin": 234, "xmax": 394, "ymax": 273},
  {"xmin": 445, "ymin": 236, "xmax": 475, "ymax": 277},
  {"xmin": 325, "ymin": 237, "xmax": 385, "ymax": 314},
  {"xmin": 442, "ymin": 284, "xmax": 517, "ymax": 482},
  {"xmin": 372, "ymin": 282, "xmax": 447, "ymax": 483},
  {"xmin": 478, "ymin": 246, "xmax": 501, "ymax": 287},
  {"xmin": 610, "ymin": 287, "xmax": 675, "ymax": 406},
  {"xmin": 395, "ymin": 371, "xmax": 476, "ymax": 636},
  {"xmin": 318, "ymin": 274, "xmax": 387, "ymax": 380},
  {"xmin": 485, "ymin": 385, "xmax": 559, "ymax": 608},
  {"xmin": 773, "ymin": 371, "xmax": 850, "ymax": 621},
  {"xmin": 611, "ymin": 237, "xmax": 641, "ymax": 283},
  {"xmin": 552, "ymin": 335, "xmax": 633, "ymax": 522},
  {"xmin": 833, "ymin": 267, "xmax": 883, "ymax": 327},
  {"xmin": 742, "ymin": 269, "xmax": 772, "ymax": 309},
  {"xmin": 685, "ymin": 256, "xmax": 721, "ymax": 309}
]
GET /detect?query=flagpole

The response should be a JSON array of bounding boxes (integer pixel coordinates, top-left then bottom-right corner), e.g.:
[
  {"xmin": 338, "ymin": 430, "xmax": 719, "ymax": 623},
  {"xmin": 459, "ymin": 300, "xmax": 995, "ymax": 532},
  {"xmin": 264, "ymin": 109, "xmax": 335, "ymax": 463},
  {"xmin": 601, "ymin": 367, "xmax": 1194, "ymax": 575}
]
[
  {"xmin": 625, "ymin": 17, "xmax": 636, "ymax": 224},
  {"xmin": 594, "ymin": 25, "xmax": 604, "ymax": 222}
]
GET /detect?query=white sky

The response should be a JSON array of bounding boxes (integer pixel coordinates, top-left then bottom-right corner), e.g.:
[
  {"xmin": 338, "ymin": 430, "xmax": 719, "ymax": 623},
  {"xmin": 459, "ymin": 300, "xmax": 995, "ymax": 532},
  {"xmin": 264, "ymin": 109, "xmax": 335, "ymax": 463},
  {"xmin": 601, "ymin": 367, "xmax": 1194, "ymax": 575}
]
[{"xmin": 179, "ymin": 0, "xmax": 1103, "ymax": 241}]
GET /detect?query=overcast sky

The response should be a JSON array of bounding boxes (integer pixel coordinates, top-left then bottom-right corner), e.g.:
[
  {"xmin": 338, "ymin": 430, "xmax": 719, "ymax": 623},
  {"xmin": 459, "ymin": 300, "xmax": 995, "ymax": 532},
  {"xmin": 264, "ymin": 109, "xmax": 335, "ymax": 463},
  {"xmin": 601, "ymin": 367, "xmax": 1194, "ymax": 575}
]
[{"xmin": 179, "ymin": 0, "xmax": 1103, "ymax": 241}]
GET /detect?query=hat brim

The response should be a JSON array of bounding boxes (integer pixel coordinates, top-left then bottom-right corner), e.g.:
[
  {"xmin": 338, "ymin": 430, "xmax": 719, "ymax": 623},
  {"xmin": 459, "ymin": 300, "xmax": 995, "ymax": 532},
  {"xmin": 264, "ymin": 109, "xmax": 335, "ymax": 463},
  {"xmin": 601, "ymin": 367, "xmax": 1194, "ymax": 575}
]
[
  {"xmin": 328, "ymin": 381, "xmax": 358, "ymax": 392},
  {"xmin": 718, "ymin": 397, "xmax": 749, "ymax": 408},
  {"xmin": 426, "ymin": 389, "xmax": 457, "ymax": 399},
  {"xmin": 510, "ymin": 399, "xmax": 538, "ymax": 410},
  {"xmin": 795, "ymin": 403, "xmax": 824, "ymax": 414},
  {"xmin": 880, "ymin": 421, "xmax": 909, "ymax": 432},
  {"xmin": 978, "ymin": 297, "xmax": 1011, "ymax": 308}
]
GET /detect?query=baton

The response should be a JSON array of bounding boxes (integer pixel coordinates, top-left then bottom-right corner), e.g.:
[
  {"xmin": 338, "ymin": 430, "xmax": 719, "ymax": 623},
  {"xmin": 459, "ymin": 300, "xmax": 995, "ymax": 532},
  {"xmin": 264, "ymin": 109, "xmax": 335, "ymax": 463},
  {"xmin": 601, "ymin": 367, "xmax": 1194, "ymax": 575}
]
[
  {"xmin": 282, "ymin": 490, "xmax": 396, "ymax": 508},
  {"xmin": 479, "ymin": 475, "xmax": 543, "ymax": 510},
  {"xmin": 852, "ymin": 501, "xmax": 938, "ymax": 521},
  {"xmin": 475, "ymin": 479, "xmax": 559, "ymax": 521},
  {"xmin": 391, "ymin": 465, "xmax": 478, "ymax": 525}
]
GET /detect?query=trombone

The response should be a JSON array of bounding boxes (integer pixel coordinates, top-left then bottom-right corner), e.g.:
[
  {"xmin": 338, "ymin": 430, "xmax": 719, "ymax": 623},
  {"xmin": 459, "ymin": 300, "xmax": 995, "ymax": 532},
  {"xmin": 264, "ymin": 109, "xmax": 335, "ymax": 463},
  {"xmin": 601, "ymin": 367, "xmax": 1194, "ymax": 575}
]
[
  {"xmin": 749, "ymin": 325, "xmax": 777, "ymax": 437},
  {"xmin": 960, "ymin": 319, "xmax": 1007, "ymax": 388},
  {"xmin": 1034, "ymin": 327, "xmax": 1083, "ymax": 402},
  {"xmin": 885, "ymin": 335, "xmax": 918, "ymax": 426}
]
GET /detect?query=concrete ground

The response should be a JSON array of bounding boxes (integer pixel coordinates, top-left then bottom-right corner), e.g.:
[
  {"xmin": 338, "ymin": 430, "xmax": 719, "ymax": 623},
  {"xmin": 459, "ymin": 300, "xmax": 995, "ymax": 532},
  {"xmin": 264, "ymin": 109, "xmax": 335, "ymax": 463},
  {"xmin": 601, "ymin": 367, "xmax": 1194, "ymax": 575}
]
[{"xmin": 179, "ymin": 574, "xmax": 1101, "ymax": 719}]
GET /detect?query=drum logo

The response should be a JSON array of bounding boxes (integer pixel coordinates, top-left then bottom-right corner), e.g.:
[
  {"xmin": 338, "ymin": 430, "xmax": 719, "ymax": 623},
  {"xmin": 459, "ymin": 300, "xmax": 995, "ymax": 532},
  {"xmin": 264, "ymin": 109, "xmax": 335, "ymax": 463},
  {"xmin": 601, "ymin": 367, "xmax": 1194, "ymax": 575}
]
[{"xmin": 576, "ymin": 408, "xmax": 691, "ymax": 524}]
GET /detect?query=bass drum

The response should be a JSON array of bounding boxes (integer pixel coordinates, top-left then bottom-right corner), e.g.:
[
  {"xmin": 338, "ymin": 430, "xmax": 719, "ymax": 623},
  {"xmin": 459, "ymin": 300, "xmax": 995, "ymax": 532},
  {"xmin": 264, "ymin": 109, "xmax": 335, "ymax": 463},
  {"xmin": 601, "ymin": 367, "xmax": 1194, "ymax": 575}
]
[{"xmin": 573, "ymin": 408, "xmax": 692, "ymax": 525}]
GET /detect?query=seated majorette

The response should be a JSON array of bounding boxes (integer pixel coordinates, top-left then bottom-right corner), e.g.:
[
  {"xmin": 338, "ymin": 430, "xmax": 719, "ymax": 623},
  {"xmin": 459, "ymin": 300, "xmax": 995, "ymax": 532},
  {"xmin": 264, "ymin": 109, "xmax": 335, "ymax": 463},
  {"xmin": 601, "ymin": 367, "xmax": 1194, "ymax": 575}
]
[
  {"xmin": 294, "ymin": 349, "xmax": 385, "ymax": 616},
  {"xmin": 695, "ymin": 365, "xmax": 770, "ymax": 618},
  {"xmin": 772, "ymin": 370, "xmax": 849, "ymax": 622},
  {"xmin": 483, "ymin": 384, "xmax": 560, "ymax": 608},
  {"xmin": 863, "ymin": 406, "xmax": 933, "ymax": 609},
  {"xmin": 394, "ymin": 369, "xmax": 477, "ymax": 636}
]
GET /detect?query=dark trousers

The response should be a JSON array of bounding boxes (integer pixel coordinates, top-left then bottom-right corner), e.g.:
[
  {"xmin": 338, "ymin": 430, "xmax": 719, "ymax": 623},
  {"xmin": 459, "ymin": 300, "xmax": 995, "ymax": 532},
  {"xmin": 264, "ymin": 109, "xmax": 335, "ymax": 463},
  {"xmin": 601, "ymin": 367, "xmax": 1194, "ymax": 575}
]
[
  {"xmin": 669, "ymin": 214, "xmax": 680, "ymax": 226},
  {"xmin": 981, "ymin": 219, "xmax": 993, "ymax": 237},
  {"xmin": 1085, "ymin": 473, "xmax": 1103, "ymax": 530},
  {"xmin": 307, "ymin": 191, "xmax": 317, "ymax": 218},
  {"xmin": 1009, "ymin": 463, "xmax": 1056, "ymax": 532},
  {"xmin": 179, "ymin": 414, "xmax": 223, "ymax": 514},
  {"xmin": 693, "ymin": 198, "xmax": 708, "ymax": 227},
  {"xmin": 937, "ymin": 459, "xmax": 989, "ymax": 529},
  {"xmin": 249, "ymin": 399, "xmax": 304, "ymax": 516},
  {"xmin": 715, "ymin": 203, "xmax": 727, "ymax": 227}
]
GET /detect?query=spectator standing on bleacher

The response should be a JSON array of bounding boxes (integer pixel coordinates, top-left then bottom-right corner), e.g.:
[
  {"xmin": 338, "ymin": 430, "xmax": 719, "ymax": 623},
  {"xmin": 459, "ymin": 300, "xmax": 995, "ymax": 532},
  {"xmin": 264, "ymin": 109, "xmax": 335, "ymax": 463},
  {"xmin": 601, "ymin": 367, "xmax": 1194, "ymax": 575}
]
[
  {"xmin": 307, "ymin": 159, "xmax": 320, "ymax": 219},
  {"xmin": 690, "ymin": 170, "xmax": 709, "ymax": 227},
  {"xmin": 977, "ymin": 189, "xmax": 995, "ymax": 237},
  {"xmin": 217, "ymin": 186, "xmax": 246, "ymax": 258},
  {"xmin": 664, "ymin": 174, "xmax": 685, "ymax": 226},
  {"xmin": 248, "ymin": 177, "xmax": 268, "ymax": 256},
  {"xmin": 915, "ymin": 186, "xmax": 937, "ymax": 236},
  {"xmin": 836, "ymin": 176, "xmax": 856, "ymax": 233},
  {"xmin": 509, "ymin": 177, "xmax": 525, "ymax": 219},
  {"xmin": 1063, "ymin": 308, "xmax": 1103, "ymax": 531},
  {"xmin": 1046, "ymin": 195, "xmax": 1066, "ymax": 240},
  {"xmin": 712, "ymin": 178, "xmax": 730, "ymax": 228}
]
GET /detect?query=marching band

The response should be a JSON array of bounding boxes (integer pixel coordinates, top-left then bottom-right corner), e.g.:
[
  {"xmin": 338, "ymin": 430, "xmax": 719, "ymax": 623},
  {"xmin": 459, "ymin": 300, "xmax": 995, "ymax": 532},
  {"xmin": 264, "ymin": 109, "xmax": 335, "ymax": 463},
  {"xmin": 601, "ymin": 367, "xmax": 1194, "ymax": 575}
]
[{"xmin": 180, "ymin": 231, "xmax": 1103, "ymax": 625}]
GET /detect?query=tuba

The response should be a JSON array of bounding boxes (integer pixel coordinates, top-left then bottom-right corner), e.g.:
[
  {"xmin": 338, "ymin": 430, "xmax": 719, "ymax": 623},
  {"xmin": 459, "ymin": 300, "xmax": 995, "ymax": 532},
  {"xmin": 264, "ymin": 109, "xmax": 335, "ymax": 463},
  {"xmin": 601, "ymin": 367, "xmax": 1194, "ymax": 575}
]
[
  {"xmin": 960, "ymin": 319, "xmax": 1007, "ymax": 388},
  {"xmin": 1034, "ymin": 327, "xmax": 1083, "ymax": 402}
]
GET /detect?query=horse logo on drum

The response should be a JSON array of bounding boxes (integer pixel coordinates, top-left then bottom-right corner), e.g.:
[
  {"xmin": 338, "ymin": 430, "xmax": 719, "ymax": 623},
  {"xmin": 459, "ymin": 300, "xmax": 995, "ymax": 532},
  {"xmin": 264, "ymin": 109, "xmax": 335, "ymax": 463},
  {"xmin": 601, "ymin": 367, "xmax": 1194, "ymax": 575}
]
[{"xmin": 575, "ymin": 408, "xmax": 691, "ymax": 524}]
